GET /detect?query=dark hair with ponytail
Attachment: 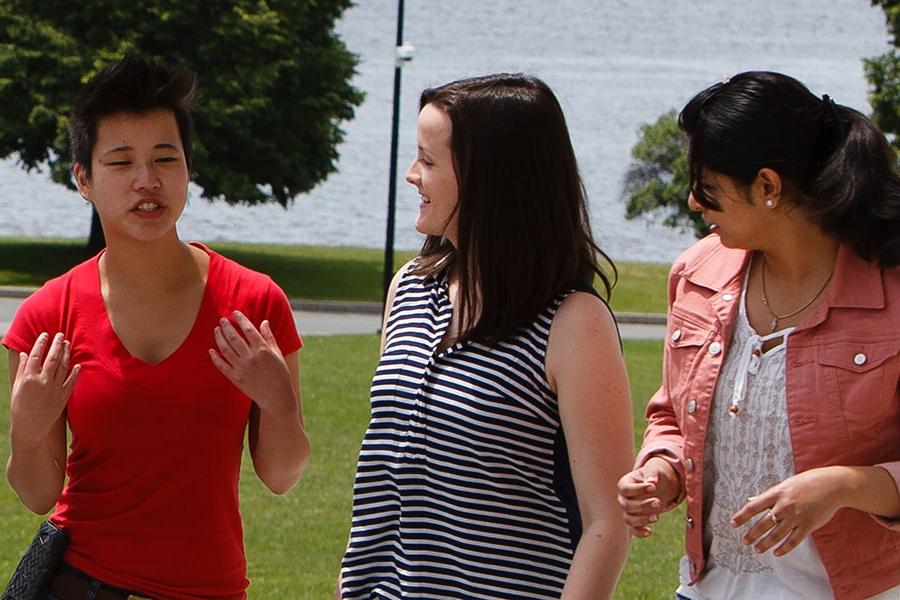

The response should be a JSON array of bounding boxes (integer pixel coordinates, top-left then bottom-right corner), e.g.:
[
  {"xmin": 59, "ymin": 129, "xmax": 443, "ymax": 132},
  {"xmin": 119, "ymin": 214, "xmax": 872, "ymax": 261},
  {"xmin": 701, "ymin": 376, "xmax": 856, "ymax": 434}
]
[
  {"xmin": 413, "ymin": 73, "xmax": 615, "ymax": 345},
  {"xmin": 679, "ymin": 71, "xmax": 900, "ymax": 267}
]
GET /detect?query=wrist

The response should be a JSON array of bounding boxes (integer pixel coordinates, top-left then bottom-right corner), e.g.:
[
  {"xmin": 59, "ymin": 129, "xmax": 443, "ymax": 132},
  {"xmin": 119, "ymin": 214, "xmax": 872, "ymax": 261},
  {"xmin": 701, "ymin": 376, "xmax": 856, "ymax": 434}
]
[{"xmin": 645, "ymin": 456, "xmax": 681, "ymax": 504}]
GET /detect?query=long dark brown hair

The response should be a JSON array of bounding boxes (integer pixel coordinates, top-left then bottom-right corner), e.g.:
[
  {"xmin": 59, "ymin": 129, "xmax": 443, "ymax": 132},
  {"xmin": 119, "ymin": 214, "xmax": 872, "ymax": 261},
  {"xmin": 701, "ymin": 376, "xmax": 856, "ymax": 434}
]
[{"xmin": 412, "ymin": 73, "xmax": 615, "ymax": 345}]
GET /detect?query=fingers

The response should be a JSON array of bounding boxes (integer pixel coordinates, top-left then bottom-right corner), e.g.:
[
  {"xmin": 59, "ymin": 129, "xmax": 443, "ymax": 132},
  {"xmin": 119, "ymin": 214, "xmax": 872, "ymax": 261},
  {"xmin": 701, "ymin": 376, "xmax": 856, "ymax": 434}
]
[
  {"xmin": 260, "ymin": 320, "xmax": 279, "ymax": 350},
  {"xmin": 771, "ymin": 527, "xmax": 805, "ymax": 557},
  {"xmin": 618, "ymin": 468, "xmax": 665, "ymax": 532},
  {"xmin": 630, "ymin": 524, "xmax": 655, "ymax": 538},
  {"xmin": 43, "ymin": 335, "xmax": 69, "ymax": 381},
  {"xmin": 209, "ymin": 348, "xmax": 232, "ymax": 376},
  {"xmin": 231, "ymin": 311, "xmax": 265, "ymax": 345},
  {"xmin": 22, "ymin": 333, "xmax": 74, "ymax": 381},
  {"xmin": 740, "ymin": 509, "xmax": 803, "ymax": 556},
  {"xmin": 213, "ymin": 325, "xmax": 241, "ymax": 367},
  {"xmin": 61, "ymin": 363, "xmax": 82, "ymax": 397},
  {"xmin": 25, "ymin": 332, "xmax": 51, "ymax": 371},
  {"xmin": 731, "ymin": 493, "xmax": 770, "ymax": 528},
  {"xmin": 16, "ymin": 351, "xmax": 28, "ymax": 379}
]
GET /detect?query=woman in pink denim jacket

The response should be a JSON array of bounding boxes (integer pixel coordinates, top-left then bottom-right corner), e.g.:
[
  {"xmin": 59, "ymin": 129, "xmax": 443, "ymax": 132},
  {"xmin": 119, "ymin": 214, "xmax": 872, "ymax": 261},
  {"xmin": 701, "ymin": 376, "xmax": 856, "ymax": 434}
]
[{"xmin": 618, "ymin": 72, "xmax": 899, "ymax": 600}]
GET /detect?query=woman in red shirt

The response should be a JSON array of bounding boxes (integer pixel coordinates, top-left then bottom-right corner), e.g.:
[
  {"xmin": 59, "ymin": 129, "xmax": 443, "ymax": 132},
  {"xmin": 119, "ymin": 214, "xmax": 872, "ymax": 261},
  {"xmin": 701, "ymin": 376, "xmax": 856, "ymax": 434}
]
[{"xmin": 3, "ymin": 55, "xmax": 310, "ymax": 599}]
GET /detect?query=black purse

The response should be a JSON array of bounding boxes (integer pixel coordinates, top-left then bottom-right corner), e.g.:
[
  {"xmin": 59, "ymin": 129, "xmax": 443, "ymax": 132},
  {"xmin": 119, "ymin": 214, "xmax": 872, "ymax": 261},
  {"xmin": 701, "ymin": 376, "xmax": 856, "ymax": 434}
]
[{"xmin": 1, "ymin": 521, "xmax": 69, "ymax": 600}]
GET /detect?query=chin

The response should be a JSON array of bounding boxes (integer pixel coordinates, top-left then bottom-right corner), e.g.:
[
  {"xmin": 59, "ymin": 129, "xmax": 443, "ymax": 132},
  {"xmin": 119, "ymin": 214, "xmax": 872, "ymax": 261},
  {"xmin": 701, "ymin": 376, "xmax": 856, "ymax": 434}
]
[{"xmin": 715, "ymin": 234, "xmax": 751, "ymax": 251}]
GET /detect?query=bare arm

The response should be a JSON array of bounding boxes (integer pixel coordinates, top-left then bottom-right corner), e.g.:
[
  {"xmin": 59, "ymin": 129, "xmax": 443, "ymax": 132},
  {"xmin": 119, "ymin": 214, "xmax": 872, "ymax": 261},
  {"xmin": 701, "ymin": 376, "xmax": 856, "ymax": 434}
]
[
  {"xmin": 547, "ymin": 293, "xmax": 633, "ymax": 600},
  {"xmin": 211, "ymin": 313, "xmax": 310, "ymax": 494},
  {"xmin": 6, "ymin": 334, "xmax": 78, "ymax": 514}
]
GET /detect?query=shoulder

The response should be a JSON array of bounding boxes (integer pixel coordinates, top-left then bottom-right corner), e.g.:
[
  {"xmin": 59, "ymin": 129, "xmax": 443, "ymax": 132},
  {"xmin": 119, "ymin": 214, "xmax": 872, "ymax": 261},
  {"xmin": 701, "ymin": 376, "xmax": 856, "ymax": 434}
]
[
  {"xmin": 388, "ymin": 257, "xmax": 433, "ymax": 301},
  {"xmin": 670, "ymin": 234, "xmax": 736, "ymax": 278},
  {"xmin": 200, "ymin": 245, "xmax": 294, "ymax": 318},
  {"xmin": 666, "ymin": 235, "xmax": 748, "ymax": 302},
  {"xmin": 3, "ymin": 257, "xmax": 97, "ymax": 351},
  {"xmin": 19, "ymin": 256, "xmax": 97, "ymax": 310},
  {"xmin": 203, "ymin": 244, "xmax": 278, "ymax": 293},
  {"xmin": 549, "ymin": 291, "xmax": 619, "ymax": 354},
  {"xmin": 546, "ymin": 290, "xmax": 624, "ymax": 391}
]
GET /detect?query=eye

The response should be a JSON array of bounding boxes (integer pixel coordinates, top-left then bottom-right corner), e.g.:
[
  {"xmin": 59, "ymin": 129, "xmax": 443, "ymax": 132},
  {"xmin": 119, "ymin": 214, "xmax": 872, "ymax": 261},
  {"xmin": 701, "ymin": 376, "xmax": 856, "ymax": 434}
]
[
  {"xmin": 107, "ymin": 160, "xmax": 131, "ymax": 166},
  {"xmin": 419, "ymin": 157, "xmax": 434, "ymax": 167},
  {"xmin": 155, "ymin": 156, "xmax": 179, "ymax": 163}
]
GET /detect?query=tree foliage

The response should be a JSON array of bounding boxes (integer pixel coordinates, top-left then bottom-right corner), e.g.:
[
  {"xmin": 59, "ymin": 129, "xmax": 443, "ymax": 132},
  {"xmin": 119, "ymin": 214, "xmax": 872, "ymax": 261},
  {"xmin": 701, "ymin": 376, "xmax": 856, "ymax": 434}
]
[
  {"xmin": 867, "ymin": 0, "xmax": 900, "ymax": 150},
  {"xmin": 0, "ymin": 0, "xmax": 364, "ymax": 206},
  {"xmin": 621, "ymin": 110, "xmax": 708, "ymax": 238}
]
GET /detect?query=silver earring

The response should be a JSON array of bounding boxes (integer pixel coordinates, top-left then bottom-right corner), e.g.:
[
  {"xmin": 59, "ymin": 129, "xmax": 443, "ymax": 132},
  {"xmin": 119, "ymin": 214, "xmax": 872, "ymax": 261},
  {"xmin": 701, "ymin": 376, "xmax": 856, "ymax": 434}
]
[{"xmin": 765, "ymin": 200, "xmax": 775, "ymax": 208}]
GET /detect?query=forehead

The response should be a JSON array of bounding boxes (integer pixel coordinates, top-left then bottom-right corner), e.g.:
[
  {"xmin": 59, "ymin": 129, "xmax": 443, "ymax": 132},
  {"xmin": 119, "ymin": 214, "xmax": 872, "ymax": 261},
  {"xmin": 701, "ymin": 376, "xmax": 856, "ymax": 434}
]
[
  {"xmin": 94, "ymin": 108, "xmax": 181, "ymax": 150},
  {"xmin": 417, "ymin": 103, "xmax": 452, "ymax": 147}
]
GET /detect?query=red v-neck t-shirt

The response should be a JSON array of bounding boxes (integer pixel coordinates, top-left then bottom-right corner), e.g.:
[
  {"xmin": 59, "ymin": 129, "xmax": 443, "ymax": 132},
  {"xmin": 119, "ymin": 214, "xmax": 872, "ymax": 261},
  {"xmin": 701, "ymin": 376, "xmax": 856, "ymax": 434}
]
[{"xmin": 3, "ymin": 244, "xmax": 302, "ymax": 599}]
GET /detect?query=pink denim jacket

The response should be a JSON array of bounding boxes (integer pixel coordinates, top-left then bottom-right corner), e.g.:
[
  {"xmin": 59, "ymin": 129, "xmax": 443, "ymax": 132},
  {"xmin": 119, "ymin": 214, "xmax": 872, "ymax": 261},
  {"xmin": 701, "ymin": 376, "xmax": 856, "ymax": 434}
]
[{"xmin": 637, "ymin": 236, "xmax": 900, "ymax": 600}]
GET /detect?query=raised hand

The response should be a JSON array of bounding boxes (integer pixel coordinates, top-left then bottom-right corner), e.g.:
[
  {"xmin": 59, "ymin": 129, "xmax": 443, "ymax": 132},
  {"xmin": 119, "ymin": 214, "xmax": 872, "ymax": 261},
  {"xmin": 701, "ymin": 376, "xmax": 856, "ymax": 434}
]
[
  {"xmin": 617, "ymin": 456, "xmax": 682, "ymax": 537},
  {"xmin": 210, "ymin": 311, "xmax": 297, "ymax": 416},
  {"xmin": 10, "ymin": 332, "xmax": 80, "ymax": 449}
]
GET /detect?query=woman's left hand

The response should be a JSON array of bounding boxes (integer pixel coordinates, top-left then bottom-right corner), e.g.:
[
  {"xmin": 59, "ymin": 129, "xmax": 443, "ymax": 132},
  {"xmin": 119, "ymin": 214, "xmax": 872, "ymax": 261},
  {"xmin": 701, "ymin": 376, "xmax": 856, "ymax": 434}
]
[
  {"xmin": 731, "ymin": 467, "xmax": 845, "ymax": 556},
  {"xmin": 210, "ymin": 311, "xmax": 296, "ymax": 416}
]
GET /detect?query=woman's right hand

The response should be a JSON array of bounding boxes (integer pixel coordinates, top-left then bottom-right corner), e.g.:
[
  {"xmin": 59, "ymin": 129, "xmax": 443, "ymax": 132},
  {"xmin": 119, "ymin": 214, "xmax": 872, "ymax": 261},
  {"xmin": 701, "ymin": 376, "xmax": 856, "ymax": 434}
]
[
  {"xmin": 617, "ymin": 456, "xmax": 682, "ymax": 537},
  {"xmin": 10, "ymin": 332, "xmax": 80, "ymax": 449}
]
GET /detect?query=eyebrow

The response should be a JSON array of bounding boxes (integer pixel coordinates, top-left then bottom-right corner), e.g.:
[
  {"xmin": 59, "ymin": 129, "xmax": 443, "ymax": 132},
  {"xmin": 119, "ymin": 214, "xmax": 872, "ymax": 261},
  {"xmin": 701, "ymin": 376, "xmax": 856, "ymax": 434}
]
[{"xmin": 102, "ymin": 143, "xmax": 180, "ymax": 155}]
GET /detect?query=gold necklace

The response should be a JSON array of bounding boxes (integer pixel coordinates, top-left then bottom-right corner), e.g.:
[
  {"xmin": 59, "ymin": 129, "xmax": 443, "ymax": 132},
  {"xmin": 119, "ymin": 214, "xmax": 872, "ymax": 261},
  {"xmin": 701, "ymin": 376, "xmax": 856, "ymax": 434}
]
[{"xmin": 760, "ymin": 255, "xmax": 834, "ymax": 333}]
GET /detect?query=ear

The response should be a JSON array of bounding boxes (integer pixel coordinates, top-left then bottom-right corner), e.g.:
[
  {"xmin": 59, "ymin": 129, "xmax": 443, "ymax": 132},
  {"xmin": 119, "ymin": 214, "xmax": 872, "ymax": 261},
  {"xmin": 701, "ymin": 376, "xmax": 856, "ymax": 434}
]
[
  {"xmin": 73, "ymin": 162, "xmax": 91, "ymax": 201},
  {"xmin": 754, "ymin": 168, "xmax": 782, "ymax": 208}
]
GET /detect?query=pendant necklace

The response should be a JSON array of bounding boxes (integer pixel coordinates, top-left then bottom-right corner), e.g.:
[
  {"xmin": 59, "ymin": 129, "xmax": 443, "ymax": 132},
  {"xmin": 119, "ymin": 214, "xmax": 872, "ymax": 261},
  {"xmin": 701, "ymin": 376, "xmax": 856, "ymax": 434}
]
[{"xmin": 760, "ymin": 255, "xmax": 834, "ymax": 333}]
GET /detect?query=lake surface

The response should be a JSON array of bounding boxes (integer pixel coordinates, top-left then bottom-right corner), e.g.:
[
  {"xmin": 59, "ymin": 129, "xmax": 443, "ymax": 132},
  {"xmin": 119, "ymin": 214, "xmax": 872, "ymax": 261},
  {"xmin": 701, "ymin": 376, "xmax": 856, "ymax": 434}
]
[{"xmin": 0, "ymin": 0, "xmax": 889, "ymax": 263}]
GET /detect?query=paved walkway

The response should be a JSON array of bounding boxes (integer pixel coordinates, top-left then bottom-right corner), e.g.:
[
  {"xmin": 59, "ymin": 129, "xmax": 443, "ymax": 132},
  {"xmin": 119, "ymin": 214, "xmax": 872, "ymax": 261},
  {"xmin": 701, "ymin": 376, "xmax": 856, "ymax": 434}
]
[{"xmin": 0, "ymin": 291, "xmax": 665, "ymax": 340}]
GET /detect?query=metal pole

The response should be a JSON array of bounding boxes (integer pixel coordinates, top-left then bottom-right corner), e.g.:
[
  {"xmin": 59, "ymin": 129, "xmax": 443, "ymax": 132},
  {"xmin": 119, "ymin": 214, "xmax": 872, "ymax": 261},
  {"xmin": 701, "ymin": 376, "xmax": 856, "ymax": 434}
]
[{"xmin": 382, "ymin": 0, "xmax": 406, "ymax": 312}]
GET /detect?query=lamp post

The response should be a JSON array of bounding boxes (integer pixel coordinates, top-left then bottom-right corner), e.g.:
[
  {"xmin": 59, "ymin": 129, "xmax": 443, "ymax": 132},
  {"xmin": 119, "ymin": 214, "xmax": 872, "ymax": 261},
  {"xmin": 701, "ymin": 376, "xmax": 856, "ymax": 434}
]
[{"xmin": 382, "ymin": 0, "xmax": 414, "ymax": 311}]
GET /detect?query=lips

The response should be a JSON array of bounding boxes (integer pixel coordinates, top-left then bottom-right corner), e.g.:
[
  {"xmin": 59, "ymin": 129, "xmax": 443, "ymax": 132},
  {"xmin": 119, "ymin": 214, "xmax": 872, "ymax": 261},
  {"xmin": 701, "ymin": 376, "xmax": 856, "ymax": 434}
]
[
  {"xmin": 130, "ymin": 198, "xmax": 165, "ymax": 217},
  {"xmin": 133, "ymin": 201, "xmax": 161, "ymax": 212}
]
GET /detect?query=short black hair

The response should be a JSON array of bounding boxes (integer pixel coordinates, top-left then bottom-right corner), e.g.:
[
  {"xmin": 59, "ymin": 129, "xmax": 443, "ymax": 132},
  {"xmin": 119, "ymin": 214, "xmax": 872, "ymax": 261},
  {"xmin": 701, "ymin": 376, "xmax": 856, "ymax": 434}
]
[{"xmin": 69, "ymin": 54, "xmax": 197, "ymax": 177}]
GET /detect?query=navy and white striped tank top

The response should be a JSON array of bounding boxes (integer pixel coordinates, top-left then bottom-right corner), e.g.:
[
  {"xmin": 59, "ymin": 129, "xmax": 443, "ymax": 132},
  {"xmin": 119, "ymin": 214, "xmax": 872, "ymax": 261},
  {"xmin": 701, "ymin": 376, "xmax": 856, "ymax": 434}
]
[{"xmin": 341, "ymin": 265, "xmax": 584, "ymax": 599}]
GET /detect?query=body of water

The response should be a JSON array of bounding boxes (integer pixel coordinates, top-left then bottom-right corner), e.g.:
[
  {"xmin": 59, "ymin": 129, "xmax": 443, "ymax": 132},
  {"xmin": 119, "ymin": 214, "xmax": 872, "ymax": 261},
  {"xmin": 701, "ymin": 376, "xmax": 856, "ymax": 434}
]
[{"xmin": 0, "ymin": 0, "xmax": 889, "ymax": 263}]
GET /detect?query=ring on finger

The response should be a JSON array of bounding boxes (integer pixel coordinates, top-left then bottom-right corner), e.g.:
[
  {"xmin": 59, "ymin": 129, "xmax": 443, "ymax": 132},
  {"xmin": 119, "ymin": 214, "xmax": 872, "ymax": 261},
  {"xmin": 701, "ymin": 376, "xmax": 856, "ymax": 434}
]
[{"xmin": 767, "ymin": 509, "xmax": 778, "ymax": 527}]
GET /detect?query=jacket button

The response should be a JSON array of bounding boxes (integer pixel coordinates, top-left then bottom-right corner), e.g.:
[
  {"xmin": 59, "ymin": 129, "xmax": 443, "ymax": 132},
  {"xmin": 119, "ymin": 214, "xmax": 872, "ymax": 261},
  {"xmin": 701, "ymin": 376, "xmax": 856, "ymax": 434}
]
[
  {"xmin": 685, "ymin": 458, "xmax": 695, "ymax": 471},
  {"xmin": 723, "ymin": 293, "xmax": 734, "ymax": 301},
  {"xmin": 671, "ymin": 329, "xmax": 682, "ymax": 342},
  {"xmin": 709, "ymin": 341, "xmax": 722, "ymax": 355},
  {"xmin": 687, "ymin": 400, "xmax": 697, "ymax": 414},
  {"xmin": 686, "ymin": 516, "xmax": 694, "ymax": 528},
  {"xmin": 853, "ymin": 353, "xmax": 866, "ymax": 365}
]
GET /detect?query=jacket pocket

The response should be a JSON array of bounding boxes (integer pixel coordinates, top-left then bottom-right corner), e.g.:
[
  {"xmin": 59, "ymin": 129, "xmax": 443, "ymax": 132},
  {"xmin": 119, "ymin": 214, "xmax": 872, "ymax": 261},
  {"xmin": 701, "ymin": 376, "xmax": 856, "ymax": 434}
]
[
  {"xmin": 664, "ymin": 314, "xmax": 714, "ymax": 411},
  {"xmin": 816, "ymin": 339, "xmax": 900, "ymax": 443}
]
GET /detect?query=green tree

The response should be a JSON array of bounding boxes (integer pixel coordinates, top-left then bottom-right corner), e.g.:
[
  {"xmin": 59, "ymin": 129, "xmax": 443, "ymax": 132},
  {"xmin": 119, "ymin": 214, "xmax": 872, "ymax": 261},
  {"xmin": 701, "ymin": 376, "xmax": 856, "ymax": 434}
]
[
  {"xmin": 622, "ymin": 110, "xmax": 708, "ymax": 238},
  {"xmin": 866, "ymin": 0, "xmax": 900, "ymax": 149},
  {"xmin": 0, "ymin": 0, "xmax": 363, "ymax": 251}
]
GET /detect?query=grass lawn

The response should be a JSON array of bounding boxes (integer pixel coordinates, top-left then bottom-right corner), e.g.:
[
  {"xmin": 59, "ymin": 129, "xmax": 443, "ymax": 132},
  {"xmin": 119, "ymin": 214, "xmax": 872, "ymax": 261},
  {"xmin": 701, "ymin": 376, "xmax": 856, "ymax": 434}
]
[
  {"xmin": 0, "ymin": 336, "xmax": 680, "ymax": 599},
  {"xmin": 0, "ymin": 238, "xmax": 670, "ymax": 314}
]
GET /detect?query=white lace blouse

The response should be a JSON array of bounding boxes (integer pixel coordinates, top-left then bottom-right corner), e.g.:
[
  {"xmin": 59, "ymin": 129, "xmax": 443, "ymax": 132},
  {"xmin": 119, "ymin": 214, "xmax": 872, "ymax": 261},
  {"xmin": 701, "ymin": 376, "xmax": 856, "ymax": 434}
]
[{"xmin": 675, "ymin": 271, "xmax": 898, "ymax": 600}]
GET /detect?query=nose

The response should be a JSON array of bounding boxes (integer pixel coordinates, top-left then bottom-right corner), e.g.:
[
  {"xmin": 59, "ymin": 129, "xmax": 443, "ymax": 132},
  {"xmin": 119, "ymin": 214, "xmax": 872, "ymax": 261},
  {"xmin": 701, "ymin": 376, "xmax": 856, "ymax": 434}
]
[
  {"xmin": 405, "ymin": 160, "xmax": 419, "ymax": 187},
  {"xmin": 133, "ymin": 161, "xmax": 161, "ymax": 190},
  {"xmin": 687, "ymin": 191, "xmax": 701, "ymax": 212}
]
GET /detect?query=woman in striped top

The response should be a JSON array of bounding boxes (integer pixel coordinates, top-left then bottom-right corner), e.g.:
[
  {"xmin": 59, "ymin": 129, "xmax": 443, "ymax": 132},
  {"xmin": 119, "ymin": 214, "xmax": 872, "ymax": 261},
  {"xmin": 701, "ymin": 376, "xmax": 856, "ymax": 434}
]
[{"xmin": 339, "ymin": 74, "xmax": 633, "ymax": 599}]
